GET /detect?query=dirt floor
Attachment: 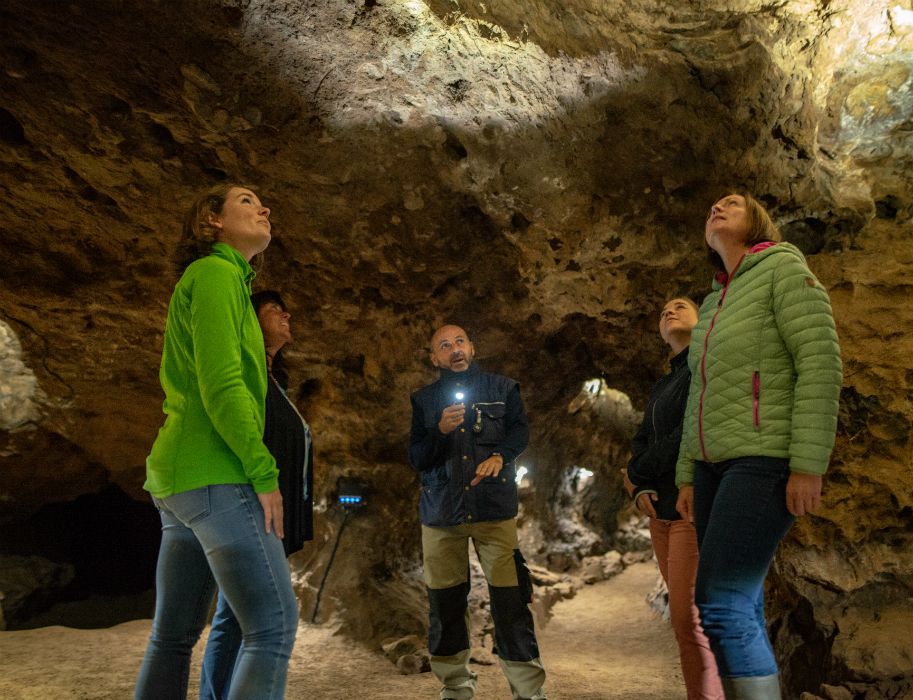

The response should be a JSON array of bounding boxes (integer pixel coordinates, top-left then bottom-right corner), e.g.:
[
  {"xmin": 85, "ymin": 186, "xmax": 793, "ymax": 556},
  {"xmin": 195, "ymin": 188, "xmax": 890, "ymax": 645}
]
[{"xmin": 0, "ymin": 561, "xmax": 683, "ymax": 699}]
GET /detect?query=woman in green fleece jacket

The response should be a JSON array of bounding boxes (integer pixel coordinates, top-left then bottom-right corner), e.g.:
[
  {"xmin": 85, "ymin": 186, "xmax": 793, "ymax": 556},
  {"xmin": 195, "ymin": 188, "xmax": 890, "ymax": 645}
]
[
  {"xmin": 674, "ymin": 193, "xmax": 841, "ymax": 700},
  {"xmin": 135, "ymin": 184, "xmax": 297, "ymax": 700}
]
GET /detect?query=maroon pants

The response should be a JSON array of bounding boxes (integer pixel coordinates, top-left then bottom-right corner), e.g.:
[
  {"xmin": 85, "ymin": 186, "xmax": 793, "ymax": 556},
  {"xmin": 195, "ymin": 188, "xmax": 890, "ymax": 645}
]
[{"xmin": 650, "ymin": 518, "xmax": 724, "ymax": 700}]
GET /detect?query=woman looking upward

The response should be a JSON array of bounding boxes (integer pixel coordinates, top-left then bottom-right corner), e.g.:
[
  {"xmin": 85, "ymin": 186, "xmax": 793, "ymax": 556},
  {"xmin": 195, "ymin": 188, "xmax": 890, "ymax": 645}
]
[{"xmin": 676, "ymin": 193, "xmax": 842, "ymax": 700}]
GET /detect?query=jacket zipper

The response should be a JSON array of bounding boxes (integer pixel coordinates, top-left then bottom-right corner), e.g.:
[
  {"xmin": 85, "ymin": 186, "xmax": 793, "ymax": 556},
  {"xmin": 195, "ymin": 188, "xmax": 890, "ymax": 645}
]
[
  {"xmin": 697, "ymin": 255, "xmax": 745, "ymax": 462},
  {"xmin": 752, "ymin": 371, "xmax": 760, "ymax": 429}
]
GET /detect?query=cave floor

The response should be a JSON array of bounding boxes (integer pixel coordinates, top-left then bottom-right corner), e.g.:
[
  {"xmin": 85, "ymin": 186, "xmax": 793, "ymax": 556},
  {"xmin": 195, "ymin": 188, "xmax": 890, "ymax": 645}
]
[{"xmin": 0, "ymin": 561, "xmax": 682, "ymax": 699}]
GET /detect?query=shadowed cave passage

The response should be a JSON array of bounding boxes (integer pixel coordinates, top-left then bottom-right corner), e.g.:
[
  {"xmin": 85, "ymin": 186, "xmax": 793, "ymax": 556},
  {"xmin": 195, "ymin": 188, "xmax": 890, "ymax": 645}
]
[
  {"xmin": 1, "ymin": 1, "xmax": 913, "ymax": 699},
  {"xmin": 0, "ymin": 485, "xmax": 160, "ymax": 629}
]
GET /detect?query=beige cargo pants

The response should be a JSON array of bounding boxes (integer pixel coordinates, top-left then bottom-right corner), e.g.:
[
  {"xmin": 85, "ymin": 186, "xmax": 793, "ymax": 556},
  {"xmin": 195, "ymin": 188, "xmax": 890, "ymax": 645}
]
[{"xmin": 422, "ymin": 519, "xmax": 547, "ymax": 700}]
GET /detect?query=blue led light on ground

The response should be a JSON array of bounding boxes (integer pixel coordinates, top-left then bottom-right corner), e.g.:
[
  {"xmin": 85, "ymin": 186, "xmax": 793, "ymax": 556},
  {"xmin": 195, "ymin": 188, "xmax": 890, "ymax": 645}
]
[
  {"xmin": 314, "ymin": 480, "xmax": 366, "ymax": 623},
  {"xmin": 336, "ymin": 477, "xmax": 366, "ymax": 510}
]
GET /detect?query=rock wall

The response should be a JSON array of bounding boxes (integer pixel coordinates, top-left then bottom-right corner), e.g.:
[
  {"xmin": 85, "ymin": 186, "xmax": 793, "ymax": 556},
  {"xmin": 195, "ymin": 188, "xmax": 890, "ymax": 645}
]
[{"xmin": 1, "ymin": 1, "xmax": 911, "ymax": 696}]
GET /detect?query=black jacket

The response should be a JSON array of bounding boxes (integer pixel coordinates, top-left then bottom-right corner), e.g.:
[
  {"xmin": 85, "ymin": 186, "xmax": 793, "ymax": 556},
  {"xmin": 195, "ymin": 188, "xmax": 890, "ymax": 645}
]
[
  {"xmin": 264, "ymin": 377, "xmax": 314, "ymax": 556},
  {"xmin": 627, "ymin": 348, "xmax": 690, "ymax": 521},
  {"xmin": 409, "ymin": 363, "xmax": 529, "ymax": 527}
]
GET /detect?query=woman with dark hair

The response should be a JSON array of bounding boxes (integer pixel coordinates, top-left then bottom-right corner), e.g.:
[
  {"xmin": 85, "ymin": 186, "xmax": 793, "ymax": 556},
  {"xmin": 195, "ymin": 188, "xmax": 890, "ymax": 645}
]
[
  {"xmin": 625, "ymin": 296, "xmax": 723, "ymax": 700},
  {"xmin": 135, "ymin": 185, "xmax": 298, "ymax": 700},
  {"xmin": 200, "ymin": 290, "xmax": 314, "ymax": 700},
  {"xmin": 675, "ymin": 192, "xmax": 842, "ymax": 699}
]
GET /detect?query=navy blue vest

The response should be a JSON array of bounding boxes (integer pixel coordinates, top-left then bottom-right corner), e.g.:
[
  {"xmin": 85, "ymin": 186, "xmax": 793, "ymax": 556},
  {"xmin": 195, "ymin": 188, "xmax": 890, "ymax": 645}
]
[{"xmin": 410, "ymin": 365, "xmax": 526, "ymax": 527}]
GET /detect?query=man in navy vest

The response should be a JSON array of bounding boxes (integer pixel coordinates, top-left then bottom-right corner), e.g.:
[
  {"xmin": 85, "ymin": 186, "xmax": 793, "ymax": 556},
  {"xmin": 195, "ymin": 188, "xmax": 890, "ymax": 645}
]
[{"xmin": 409, "ymin": 324, "xmax": 547, "ymax": 700}]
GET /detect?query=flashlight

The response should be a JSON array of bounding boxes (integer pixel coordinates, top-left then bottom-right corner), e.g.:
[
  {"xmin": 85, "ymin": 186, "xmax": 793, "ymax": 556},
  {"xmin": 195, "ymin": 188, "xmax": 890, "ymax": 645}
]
[{"xmin": 454, "ymin": 392, "xmax": 465, "ymax": 402}]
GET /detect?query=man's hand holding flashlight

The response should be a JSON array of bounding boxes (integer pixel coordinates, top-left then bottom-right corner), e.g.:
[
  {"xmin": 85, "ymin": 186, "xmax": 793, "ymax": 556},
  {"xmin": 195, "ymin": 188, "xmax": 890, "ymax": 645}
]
[{"xmin": 438, "ymin": 403, "xmax": 465, "ymax": 434}]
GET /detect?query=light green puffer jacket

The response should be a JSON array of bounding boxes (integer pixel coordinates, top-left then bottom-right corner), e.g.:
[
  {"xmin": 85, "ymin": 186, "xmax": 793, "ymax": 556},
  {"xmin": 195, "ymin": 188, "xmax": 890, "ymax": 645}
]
[{"xmin": 675, "ymin": 242, "xmax": 842, "ymax": 486}]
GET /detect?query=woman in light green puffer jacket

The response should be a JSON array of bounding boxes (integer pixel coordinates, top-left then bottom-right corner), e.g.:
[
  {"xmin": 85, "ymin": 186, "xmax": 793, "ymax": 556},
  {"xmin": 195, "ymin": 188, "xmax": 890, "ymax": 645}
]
[{"xmin": 674, "ymin": 193, "xmax": 842, "ymax": 700}]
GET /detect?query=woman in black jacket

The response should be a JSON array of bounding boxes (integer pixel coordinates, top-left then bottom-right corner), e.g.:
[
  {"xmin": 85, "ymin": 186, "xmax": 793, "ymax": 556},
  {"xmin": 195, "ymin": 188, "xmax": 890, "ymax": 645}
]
[
  {"xmin": 625, "ymin": 297, "xmax": 722, "ymax": 700},
  {"xmin": 199, "ymin": 290, "xmax": 314, "ymax": 700}
]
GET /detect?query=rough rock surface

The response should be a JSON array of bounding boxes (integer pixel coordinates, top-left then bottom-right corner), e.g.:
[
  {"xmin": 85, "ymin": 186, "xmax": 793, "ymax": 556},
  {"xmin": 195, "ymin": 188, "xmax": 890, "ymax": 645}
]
[
  {"xmin": 1, "ymin": 1, "xmax": 911, "ymax": 696},
  {"xmin": 0, "ymin": 321, "xmax": 42, "ymax": 431},
  {"xmin": 0, "ymin": 556, "xmax": 74, "ymax": 631}
]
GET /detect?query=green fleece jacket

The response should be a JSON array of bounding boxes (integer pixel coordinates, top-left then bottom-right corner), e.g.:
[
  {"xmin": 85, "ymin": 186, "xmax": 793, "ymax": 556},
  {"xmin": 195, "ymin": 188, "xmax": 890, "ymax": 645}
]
[
  {"xmin": 144, "ymin": 243, "xmax": 278, "ymax": 498},
  {"xmin": 675, "ymin": 242, "xmax": 842, "ymax": 486}
]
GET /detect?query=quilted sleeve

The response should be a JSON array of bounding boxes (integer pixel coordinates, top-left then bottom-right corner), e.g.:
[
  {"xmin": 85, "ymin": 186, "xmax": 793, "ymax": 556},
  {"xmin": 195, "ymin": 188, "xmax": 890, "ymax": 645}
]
[{"xmin": 772, "ymin": 256, "xmax": 843, "ymax": 475}]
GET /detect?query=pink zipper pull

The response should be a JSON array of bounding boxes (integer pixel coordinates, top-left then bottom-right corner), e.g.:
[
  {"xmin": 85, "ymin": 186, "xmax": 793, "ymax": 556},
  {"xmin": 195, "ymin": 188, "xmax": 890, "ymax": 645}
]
[{"xmin": 752, "ymin": 371, "xmax": 760, "ymax": 428}]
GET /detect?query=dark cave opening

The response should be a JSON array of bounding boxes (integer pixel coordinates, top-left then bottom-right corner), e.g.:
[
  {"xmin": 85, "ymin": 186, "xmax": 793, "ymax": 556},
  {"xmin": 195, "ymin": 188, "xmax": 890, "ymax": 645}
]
[{"xmin": 0, "ymin": 484, "xmax": 161, "ymax": 629}]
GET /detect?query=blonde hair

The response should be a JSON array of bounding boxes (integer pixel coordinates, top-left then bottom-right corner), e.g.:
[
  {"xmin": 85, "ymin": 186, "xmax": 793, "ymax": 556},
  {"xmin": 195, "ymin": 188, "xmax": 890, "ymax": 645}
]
[
  {"xmin": 665, "ymin": 296, "xmax": 699, "ymax": 315},
  {"xmin": 708, "ymin": 191, "xmax": 781, "ymax": 271},
  {"xmin": 174, "ymin": 183, "xmax": 258, "ymax": 270},
  {"xmin": 739, "ymin": 192, "xmax": 781, "ymax": 247}
]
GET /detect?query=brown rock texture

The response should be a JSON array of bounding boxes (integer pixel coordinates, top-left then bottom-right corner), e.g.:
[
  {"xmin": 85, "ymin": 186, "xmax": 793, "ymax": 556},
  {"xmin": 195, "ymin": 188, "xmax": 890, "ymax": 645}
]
[{"xmin": 1, "ymin": 1, "xmax": 911, "ymax": 696}]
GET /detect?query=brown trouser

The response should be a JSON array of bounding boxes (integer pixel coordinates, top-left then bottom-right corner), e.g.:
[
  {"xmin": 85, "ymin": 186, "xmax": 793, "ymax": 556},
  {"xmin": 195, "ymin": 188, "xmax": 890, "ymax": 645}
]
[
  {"xmin": 422, "ymin": 519, "xmax": 546, "ymax": 700},
  {"xmin": 650, "ymin": 519, "xmax": 724, "ymax": 700}
]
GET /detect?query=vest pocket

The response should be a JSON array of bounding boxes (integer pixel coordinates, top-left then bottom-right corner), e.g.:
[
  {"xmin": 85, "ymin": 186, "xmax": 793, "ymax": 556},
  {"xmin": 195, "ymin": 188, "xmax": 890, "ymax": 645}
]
[
  {"xmin": 473, "ymin": 401, "xmax": 506, "ymax": 445},
  {"xmin": 474, "ymin": 475, "xmax": 518, "ymax": 519}
]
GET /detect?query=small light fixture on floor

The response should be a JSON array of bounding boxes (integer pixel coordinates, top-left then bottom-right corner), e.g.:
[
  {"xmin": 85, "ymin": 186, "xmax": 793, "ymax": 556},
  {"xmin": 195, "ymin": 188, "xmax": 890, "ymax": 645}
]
[
  {"xmin": 336, "ymin": 476, "xmax": 366, "ymax": 510},
  {"xmin": 311, "ymin": 476, "xmax": 368, "ymax": 623}
]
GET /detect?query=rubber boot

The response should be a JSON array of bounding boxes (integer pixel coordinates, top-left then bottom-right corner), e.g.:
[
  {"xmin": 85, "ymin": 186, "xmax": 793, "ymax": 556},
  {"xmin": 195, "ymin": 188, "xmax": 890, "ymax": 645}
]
[{"xmin": 721, "ymin": 674, "xmax": 782, "ymax": 700}]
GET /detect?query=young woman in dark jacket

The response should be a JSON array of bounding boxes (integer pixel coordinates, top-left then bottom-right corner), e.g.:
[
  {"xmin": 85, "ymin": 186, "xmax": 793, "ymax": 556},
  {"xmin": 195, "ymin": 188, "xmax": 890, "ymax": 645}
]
[
  {"xmin": 199, "ymin": 290, "xmax": 314, "ymax": 700},
  {"xmin": 625, "ymin": 297, "xmax": 723, "ymax": 700}
]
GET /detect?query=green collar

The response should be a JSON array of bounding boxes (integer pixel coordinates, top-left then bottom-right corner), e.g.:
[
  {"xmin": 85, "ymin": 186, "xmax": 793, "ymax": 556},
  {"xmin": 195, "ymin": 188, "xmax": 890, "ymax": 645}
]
[{"xmin": 211, "ymin": 242, "xmax": 256, "ymax": 288}]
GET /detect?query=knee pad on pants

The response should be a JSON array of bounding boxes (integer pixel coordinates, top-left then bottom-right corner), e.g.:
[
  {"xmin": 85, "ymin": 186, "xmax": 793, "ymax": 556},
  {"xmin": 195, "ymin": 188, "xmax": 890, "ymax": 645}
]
[
  {"xmin": 489, "ymin": 584, "xmax": 539, "ymax": 662},
  {"xmin": 428, "ymin": 581, "xmax": 471, "ymax": 656},
  {"xmin": 489, "ymin": 551, "xmax": 538, "ymax": 662}
]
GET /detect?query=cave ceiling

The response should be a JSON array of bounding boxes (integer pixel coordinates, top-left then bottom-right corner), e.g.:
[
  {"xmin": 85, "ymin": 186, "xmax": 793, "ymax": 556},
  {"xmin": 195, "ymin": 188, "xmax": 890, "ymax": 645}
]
[{"xmin": 1, "ymin": 0, "xmax": 912, "ymax": 691}]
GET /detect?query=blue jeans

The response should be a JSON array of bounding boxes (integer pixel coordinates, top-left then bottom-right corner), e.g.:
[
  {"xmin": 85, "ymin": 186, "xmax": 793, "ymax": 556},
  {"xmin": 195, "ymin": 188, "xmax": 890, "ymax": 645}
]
[
  {"xmin": 693, "ymin": 457, "xmax": 795, "ymax": 679},
  {"xmin": 199, "ymin": 591, "xmax": 244, "ymax": 699},
  {"xmin": 134, "ymin": 484, "xmax": 298, "ymax": 700}
]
